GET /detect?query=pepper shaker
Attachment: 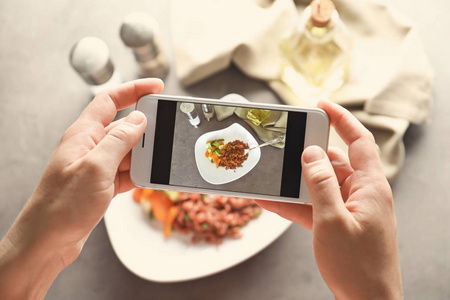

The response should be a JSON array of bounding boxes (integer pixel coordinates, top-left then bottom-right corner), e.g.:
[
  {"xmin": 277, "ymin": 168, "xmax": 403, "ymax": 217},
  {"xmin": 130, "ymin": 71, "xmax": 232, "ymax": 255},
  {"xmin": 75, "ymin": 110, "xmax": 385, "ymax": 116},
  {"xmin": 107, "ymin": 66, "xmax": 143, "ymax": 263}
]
[
  {"xmin": 120, "ymin": 12, "xmax": 169, "ymax": 79},
  {"xmin": 202, "ymin": 104, "xmax": 215, "ymax": 121},
  {"xmin": 69, "ymin": 37, "xmax": 122, "ymax": 95}
]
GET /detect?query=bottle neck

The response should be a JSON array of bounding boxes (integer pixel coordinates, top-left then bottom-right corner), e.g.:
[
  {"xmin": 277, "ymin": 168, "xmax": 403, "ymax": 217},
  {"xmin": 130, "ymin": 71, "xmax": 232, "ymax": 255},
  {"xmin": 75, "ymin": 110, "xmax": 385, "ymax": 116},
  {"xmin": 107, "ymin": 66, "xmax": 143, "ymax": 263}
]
[{"xmin": 305, "ymin": 10, "xmax": 339, "ymax": 40}]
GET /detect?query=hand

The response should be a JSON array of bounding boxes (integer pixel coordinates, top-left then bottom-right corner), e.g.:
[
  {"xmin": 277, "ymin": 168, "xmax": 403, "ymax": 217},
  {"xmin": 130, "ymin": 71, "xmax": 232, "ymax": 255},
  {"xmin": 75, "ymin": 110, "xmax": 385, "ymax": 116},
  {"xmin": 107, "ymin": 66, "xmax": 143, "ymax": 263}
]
[
  {"xmin": 256, "ymin": 100, "xmax": 403, "ymax": 300},
  {"xmin": 0, "ymin": 79, "xmax": 164, "ymax": 299}
]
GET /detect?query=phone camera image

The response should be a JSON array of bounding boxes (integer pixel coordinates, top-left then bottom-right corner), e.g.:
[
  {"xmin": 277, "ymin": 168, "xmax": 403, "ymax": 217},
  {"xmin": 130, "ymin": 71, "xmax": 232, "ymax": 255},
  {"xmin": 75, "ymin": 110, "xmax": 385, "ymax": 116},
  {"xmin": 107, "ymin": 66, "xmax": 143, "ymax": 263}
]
[{"xmin": 149, "ymin": 99, "xmax": 307, "ymax": 199}]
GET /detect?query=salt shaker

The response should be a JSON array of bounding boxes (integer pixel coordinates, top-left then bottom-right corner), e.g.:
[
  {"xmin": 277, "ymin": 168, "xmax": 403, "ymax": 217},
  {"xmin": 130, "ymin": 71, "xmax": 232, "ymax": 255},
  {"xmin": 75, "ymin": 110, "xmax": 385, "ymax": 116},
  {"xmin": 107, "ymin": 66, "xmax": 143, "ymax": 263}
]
[
  {"xmin": 180, "ymin": 103, "xmax": 200, "ymax": 128},
  {"xmin": 69, "ymin": 37, "xmax": 122, "ymax": 95},
  {"xmin": 120, "ymin": 12, "xmax": 169, "ymax": 79}
]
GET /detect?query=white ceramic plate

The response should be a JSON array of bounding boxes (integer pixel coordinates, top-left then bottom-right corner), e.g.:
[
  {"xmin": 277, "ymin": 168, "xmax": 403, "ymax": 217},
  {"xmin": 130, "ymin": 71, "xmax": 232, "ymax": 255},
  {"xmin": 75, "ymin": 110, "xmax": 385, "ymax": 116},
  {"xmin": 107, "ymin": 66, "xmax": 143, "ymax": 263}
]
[
  {"xmin": 104, "ymin": 190, "xmax": 292, "ymax": 283},
  {"xmin": 194, "ymin": 123, "xmax": 261, "ymax": 185}
]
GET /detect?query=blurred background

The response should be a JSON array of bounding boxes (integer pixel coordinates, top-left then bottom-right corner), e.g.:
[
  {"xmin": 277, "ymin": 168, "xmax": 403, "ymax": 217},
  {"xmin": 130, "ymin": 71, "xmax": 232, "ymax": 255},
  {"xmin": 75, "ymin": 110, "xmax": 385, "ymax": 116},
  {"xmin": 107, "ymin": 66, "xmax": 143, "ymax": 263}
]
[{"xmin": 0, "ymin": 0, "xmax": 449, "ymax": 299}]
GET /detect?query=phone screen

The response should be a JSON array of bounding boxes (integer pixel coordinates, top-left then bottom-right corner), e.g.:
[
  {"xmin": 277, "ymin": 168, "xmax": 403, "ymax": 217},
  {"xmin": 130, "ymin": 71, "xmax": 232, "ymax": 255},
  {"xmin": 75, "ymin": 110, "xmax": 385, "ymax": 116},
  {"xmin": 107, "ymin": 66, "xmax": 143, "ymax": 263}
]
[{"xmin": 149, "ymin": 100, "xmax": 307, "ymax": 199}]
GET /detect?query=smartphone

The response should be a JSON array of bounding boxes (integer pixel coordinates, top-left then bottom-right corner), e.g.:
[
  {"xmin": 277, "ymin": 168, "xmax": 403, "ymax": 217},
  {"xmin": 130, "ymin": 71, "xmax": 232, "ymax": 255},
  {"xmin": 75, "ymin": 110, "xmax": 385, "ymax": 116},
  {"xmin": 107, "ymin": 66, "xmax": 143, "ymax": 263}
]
[{"xmin": 130, "ymin": 94, "xmax": 329, "ymax": 204}]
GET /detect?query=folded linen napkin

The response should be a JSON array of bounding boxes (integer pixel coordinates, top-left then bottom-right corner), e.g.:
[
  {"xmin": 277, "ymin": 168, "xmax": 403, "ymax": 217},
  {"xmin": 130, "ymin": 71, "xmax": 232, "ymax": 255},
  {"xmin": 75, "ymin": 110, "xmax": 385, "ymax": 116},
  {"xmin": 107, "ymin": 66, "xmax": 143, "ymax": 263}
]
[
  {"xmin": 170, "ymin": 0, "xmax": 434, "ymax": 181},
  {"xmin": 215, "ymin": 94, "xmax": 287, "ymax": 148}
]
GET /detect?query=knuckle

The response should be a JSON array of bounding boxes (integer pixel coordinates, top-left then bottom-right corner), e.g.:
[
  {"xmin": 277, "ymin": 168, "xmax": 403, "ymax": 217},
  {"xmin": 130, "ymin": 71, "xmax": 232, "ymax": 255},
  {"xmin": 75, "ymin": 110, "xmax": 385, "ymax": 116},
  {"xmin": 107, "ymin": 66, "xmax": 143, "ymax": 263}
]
[
  {"xmin": 109, "ymin": 124, "xmax": 133, "ymax": 143},
  {"xmin": 79, "ymin": 156, "xmax": 105, "ymax": 178},
  {"xmin": 362, "ymin": 130, "xmax": 376, "ymax": 144},
  {"xmin": 308, "ymin": 166, "xmax": 335, "ymax": 187}
]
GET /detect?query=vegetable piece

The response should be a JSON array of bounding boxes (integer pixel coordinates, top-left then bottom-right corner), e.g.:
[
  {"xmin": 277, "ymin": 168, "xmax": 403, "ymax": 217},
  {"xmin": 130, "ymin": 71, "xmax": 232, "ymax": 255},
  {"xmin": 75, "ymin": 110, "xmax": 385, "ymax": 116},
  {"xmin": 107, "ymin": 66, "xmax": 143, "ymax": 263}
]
[
  {"xmin": 211, "ymin": 154, "xmax": 221, "ymax": 168},
  {"xmin": 141, "ymin": 189, "xmax": 154, "ymax": 200},
  {"xmin": 164, "ymin": 206, "xmax": 180, "ymax": 237},
  {"xmin": 140, "ymin": 198, "xmax": 152, "ymax": 213},
  {"xmin": 149, "ymin": 192, "xmax": 173, "ymax": 222},
  {"xmin": 163, "ymin": 190, "xmax": 180, "ymax": 202},
  {"xmin": 133, "ymin": 188, "xmax": 143, "ymax": 203}
]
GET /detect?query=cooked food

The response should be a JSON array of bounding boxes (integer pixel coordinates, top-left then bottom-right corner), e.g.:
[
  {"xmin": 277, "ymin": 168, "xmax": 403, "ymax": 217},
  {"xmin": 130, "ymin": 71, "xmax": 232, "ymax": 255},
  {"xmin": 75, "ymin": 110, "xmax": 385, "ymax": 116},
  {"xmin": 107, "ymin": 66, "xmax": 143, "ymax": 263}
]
[
  {"xmin": 219, "ymin": 140, "xmax": 249, "ymax": 170},
  {"xmin": 133, "ymin": 188, "xmax": 262, "ymax": 244},
  {"xmin": 205, "ymin": 139, "xmax": 224, "ymax": 168},
  {"xmin": 205, "ymin": 139, "xmax": 249, "ymax": 170}
]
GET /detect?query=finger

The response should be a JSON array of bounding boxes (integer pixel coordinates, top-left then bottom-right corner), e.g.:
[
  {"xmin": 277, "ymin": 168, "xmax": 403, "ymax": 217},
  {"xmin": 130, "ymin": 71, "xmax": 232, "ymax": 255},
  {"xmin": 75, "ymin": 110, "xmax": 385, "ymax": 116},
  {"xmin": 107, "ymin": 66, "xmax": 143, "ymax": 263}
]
[
  {"xmin": 116, "ymin": 170, "xmax": 135, "ymax": 194},
  {"xmin": 118, "ymin": 151, "xmax": 131, "ymax": 172},
  {"xmin": 80, "ymin": 78, "xmax": 164, "ymax": 127},
  {"xmin": 302, "ymin": 146, "xmax": 347, "ymax": 218},
  {"xmin": 254, "ymin": 200, "xmax": 312, "ymax": 230},
  {"xmin": 105, "ymin": 118, "xmax": 124, "ymax": 133},
  {"xmin": 87, "ymin": 110, "xmax": 147, "ymax": 172},
  {"xmin": 318, "ymin": 99, "xmax": 381, "ymax": 173},
  {"xmin": 327, "ymin": 146, "xmax": 353, "ymax": 186}
]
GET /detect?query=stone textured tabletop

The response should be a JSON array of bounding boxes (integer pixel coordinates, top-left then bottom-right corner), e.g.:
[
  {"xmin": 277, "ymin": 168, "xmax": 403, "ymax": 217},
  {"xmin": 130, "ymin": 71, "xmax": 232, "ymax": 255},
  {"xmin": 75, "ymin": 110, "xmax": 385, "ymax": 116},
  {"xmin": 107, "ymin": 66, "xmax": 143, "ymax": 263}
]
[{"xmin": 0, "ymin": 0, "xmax": 449, "ymax": 299}]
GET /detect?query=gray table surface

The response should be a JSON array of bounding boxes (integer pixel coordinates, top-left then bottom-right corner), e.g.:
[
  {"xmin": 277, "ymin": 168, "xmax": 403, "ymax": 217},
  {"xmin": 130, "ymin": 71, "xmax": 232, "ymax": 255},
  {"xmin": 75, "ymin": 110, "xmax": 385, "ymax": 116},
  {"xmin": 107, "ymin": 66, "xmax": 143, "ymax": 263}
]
[{"xmin": 0, "ymin": 0, "xmax": 449, "ymax": 299}]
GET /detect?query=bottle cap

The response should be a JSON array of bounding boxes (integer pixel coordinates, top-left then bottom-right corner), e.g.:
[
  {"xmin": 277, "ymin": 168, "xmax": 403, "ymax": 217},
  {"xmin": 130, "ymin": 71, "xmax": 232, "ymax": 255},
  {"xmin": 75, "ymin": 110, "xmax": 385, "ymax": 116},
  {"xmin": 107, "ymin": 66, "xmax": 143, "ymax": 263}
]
[
  {"xmin": 120, "ymin": 12, "xmax": 160, "ymax": 62},
  {"xmin": 310, "ymin": 0, "xmax": 335, "ymax": 27},
  {"xmin": 69, "ymin": 37, "xmax": 114, "ymax": 85},
  {"xmin": 180, "ymin": 103, "xmax": 195, "ymax": 114}
]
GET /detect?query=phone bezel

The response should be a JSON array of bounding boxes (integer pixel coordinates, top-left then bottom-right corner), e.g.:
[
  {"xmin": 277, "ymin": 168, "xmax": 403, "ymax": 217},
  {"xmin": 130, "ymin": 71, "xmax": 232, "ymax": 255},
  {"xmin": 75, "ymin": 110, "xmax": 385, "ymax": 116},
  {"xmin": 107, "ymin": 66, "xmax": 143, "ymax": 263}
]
[{"xmin": 130, "ymin": 94, "xmax": 329, "ymax": 204}]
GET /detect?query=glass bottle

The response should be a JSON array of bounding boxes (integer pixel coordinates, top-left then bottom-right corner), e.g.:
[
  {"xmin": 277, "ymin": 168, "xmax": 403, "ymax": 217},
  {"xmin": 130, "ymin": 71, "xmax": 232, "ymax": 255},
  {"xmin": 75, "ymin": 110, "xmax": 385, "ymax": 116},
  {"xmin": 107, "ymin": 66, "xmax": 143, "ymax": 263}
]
[
  {"xmin": 120, "ymin": 12, "xmax": 169, "ymax": 79},
  {"xmin": 202, "ymin": 104, "xmax": 215, "ymax": 121},
  {"xmin": 70, "ymin": 37, "xmax": 122, "ymax": 95},
  {"xmin": 279, "ymin": 0, "xmax": 352, "ymax": 105}
]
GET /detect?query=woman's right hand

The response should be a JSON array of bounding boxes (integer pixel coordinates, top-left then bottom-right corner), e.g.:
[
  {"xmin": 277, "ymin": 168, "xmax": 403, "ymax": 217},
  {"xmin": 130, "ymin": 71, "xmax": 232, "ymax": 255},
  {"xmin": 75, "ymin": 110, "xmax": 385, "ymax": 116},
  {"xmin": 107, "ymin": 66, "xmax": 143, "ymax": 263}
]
[{"xmin": 256, "ymin": 100, "xmax": 403, "ymax": 300}]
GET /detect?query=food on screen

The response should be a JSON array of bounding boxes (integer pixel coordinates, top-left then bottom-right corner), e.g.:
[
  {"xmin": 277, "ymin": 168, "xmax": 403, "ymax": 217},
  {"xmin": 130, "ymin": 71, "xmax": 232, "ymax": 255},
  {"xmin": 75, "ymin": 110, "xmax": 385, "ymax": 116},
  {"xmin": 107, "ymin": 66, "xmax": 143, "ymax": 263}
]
[{"xmin": 205, "ymin": 139, "xmax": 249, "ymax": 170}]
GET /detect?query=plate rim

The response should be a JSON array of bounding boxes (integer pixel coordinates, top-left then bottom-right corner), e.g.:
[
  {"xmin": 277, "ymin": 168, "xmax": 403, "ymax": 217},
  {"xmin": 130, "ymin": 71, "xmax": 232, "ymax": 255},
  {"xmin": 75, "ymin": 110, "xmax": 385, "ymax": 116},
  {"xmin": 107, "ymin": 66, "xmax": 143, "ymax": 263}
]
[{"xmin": 104, "ymin": 190, "xmax": 292, "ymax": 283}]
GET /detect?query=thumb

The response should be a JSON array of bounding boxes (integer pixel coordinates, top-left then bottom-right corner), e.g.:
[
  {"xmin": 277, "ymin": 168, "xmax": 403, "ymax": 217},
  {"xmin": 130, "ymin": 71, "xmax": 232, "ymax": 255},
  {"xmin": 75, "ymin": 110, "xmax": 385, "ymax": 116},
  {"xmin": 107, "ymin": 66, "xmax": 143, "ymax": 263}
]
[
  {"xmin": 302, "ymin": 146, "xmax": 345, "ymax": 216},
  {"xmin": 90, "ymin": 111, "xmax": 147, "ymax": 169}
]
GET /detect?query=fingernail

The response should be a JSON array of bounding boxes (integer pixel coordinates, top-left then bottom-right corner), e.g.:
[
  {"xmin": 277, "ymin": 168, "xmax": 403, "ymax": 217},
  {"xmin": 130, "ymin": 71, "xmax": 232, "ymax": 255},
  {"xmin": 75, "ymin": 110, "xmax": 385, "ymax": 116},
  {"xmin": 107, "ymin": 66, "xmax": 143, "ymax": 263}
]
[
  {"xmin": 302, "ymin": 146, "xmax": 325, "ymax": 164},
  {"xmin": 125, "ymin": 111, "xmax": 145, "ymax": 125}
]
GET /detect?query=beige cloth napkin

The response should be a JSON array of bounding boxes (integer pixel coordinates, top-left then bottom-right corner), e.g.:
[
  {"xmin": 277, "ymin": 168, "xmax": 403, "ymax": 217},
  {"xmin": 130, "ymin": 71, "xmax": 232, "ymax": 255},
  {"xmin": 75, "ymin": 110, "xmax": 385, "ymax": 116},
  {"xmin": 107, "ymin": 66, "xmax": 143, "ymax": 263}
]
[
  {"xmin": 170, "ymin": 0, "xmax": 434, "ymax": 181},
  {"xmin": 215, "ymin": 94, "xmax": 288, "ymax": 148}
]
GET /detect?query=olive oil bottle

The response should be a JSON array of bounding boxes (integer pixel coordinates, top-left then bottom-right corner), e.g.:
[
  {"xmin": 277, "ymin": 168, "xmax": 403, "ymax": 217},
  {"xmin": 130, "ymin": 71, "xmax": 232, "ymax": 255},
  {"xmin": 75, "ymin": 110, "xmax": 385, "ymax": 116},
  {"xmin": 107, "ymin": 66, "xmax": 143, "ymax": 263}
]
[{"xmin": 280, "ymin": 0, "xmax": 352, "ymax": 105}]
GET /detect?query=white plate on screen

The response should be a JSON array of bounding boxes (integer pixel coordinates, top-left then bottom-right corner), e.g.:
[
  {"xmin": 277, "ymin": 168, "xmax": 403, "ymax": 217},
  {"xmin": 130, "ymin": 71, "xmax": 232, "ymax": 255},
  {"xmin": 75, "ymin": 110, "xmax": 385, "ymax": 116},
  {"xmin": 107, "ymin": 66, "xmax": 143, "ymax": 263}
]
[
  {"xmin": 104, "ymin": 190, "xmax": 292, "ymax": 283},
  {"xmin": 194, "ymin": 123, "xmax": 261, "ymax": 185}
]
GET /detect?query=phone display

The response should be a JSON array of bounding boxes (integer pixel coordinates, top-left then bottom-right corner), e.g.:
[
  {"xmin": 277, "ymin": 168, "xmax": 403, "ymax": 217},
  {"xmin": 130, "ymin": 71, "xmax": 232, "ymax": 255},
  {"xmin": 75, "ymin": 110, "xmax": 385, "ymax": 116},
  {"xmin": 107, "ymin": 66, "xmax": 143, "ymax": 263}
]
[{"xmin": 131, "ymin": 95, "xmax": 329, "ymax": 203}]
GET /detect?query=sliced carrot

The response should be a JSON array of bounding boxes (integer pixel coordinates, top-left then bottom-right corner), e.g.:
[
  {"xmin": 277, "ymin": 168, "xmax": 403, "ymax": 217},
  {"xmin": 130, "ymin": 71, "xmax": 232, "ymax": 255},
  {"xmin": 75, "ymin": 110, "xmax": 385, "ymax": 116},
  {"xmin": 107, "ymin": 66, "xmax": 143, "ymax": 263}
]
[
  {"xmin": 141, "ymin": 189, "xmax": 154, "ymax": 200},
  {"xmin": 133, "ymin": 188, "xmax": 143, "ymax": 203},
  {"xmin": 219, "ymin": 141, "xmax": 224, "ymax": 145},
  {"xmin": 205, "ymin": 150, "xmax": 209, "ymax": 157},
  {"xmin": 149, "ymin": 192, "xmax": 173, "ymax": 222},
  {"xmin": 164, "ymin": 206, "xmax": 180, "ymax": 237},
  {"xmin": 211, "ymin": 154, "xmax": 220, "ymax": 167}
]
